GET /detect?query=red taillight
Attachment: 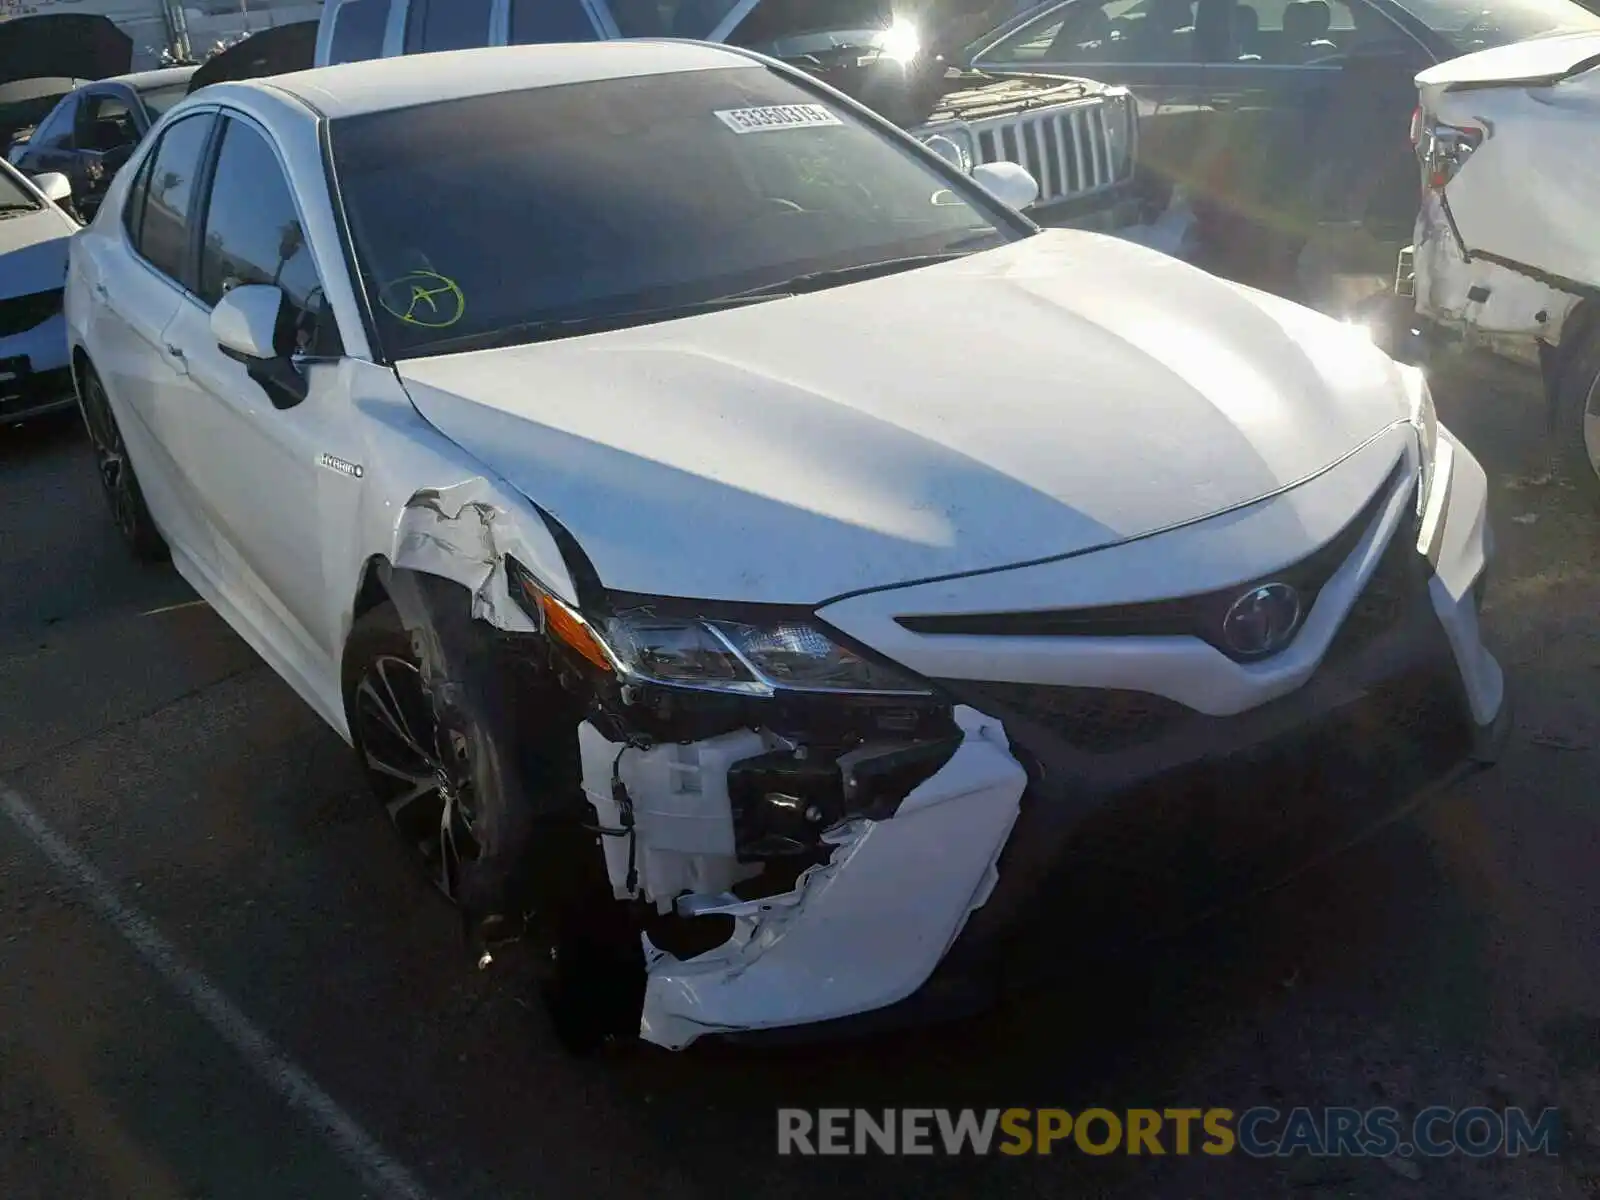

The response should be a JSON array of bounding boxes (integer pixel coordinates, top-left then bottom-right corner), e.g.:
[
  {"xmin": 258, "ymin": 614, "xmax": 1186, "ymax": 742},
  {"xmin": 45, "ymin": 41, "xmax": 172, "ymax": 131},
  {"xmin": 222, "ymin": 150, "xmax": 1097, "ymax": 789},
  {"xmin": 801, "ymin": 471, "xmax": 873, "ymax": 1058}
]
[
  {"xmin": 1409, "ymin": 106, "xmax": 1423, "ymax": 147},
  {"xmin": 1418, "ymin": 119, "xmax": 1483, "ymax": 191}
]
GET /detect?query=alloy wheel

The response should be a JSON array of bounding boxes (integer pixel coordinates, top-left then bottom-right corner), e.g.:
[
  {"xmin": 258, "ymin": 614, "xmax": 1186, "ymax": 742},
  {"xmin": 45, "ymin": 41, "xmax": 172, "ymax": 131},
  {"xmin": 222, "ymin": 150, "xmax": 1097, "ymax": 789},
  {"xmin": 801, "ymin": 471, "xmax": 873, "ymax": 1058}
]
[
  {"xmin": 80, "ymin": 374, "xmax": 140, "ymax": 542},
  {"xmin": 1585, "ymin": 373, "xmax": 1600, "ymax": 480},
  {"xmin": 353, "ymin": 655, "xmax": 481, "ymax": 901}
]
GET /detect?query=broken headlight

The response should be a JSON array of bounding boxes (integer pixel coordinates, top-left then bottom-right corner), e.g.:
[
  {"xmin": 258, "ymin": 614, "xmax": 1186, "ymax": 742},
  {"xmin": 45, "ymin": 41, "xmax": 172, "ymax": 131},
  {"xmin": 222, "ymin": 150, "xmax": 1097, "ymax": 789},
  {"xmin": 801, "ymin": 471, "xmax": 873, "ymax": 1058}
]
[
  {"xmin": 603, "ymin": 611, "xmax": 932, "ymax": 697},
  {"xmin": 506, "ymin": 559, "xmax": 931, "ymax": 697}
]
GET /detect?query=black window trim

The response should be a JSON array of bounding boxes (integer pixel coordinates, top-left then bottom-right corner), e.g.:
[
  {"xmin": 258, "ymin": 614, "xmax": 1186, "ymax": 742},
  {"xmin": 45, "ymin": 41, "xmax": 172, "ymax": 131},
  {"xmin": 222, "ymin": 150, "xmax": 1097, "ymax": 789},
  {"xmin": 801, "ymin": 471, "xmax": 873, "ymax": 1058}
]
[
  {"xmin": 120, "ymin": 144, "xmax": 155, "ymax": 241},
  {"xmin": 191, "ymin": 106, "xmax": 347, "ymax": 359},
  {"xmin": 121, "ymin": 107, "xmax": 224, "ymax": 300}
]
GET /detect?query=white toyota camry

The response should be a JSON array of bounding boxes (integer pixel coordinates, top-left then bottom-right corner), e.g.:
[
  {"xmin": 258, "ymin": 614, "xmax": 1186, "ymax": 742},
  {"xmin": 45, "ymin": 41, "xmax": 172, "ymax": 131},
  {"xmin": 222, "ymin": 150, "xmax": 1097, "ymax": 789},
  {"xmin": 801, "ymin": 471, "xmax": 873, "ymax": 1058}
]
[{"xmin": 66, "ymin": 41, "xmax": 1507, "ymax": 1053}]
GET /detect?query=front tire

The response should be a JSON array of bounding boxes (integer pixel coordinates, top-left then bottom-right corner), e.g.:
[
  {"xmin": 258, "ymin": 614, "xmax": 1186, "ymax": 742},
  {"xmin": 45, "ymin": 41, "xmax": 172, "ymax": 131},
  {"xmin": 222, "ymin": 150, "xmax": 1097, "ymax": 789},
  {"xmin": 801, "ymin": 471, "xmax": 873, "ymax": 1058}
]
[
  {"xmin": 1553, "ymin": 329, "xmax": 1600, "ymax": 504},
  {"xmin": 341, "ymin": 601, "xmax": 645, "ymax": 1055},
  {"xmin": 76, "ymin": 363, "xmax": 168, "ymax": 562},
  {"xmin": 343, "ymin": 605, "xmax": 481, "ymax": 903}
]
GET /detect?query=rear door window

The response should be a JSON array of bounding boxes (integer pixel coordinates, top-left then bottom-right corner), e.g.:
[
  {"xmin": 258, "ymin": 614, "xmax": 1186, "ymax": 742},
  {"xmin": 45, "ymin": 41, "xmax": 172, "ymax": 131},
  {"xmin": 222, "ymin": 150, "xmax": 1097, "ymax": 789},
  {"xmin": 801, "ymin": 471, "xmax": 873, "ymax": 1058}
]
[
  {"xmin": 127, "ymin": 113, "xmax": 214, "ymax": 288},
  {"xmin": 983, "ymin": 0, "xmax": 1203, "ymax": 65},
  {"xmin": 508, "ymin": 0, "xmax": 602, "ymax": 42},
  {"xmin": 328, "ymin": 0, "xmax": 393, "ymax": 64},
  {"xmin": 404, "ymin": 0, "xmax": 494, "ymax": 52}
]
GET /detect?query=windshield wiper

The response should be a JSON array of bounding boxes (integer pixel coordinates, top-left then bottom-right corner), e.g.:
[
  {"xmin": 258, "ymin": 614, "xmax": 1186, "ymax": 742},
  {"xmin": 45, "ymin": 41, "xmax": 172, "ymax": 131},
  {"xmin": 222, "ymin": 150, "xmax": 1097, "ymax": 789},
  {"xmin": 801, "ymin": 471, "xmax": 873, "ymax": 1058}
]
[
  {"xmin": 728, "ymin": 251, "xmax": 972, "ymax": 300},
  {"xmin": 413, "ymin": 292, "xmax": 787, "ymax": 356}
]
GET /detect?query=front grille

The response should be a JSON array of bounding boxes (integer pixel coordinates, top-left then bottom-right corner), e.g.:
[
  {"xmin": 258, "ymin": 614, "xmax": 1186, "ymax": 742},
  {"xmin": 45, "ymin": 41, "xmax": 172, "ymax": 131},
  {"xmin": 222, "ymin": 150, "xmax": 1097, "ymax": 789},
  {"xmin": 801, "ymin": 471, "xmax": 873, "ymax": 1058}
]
[
  {"xmin": 900, "ymin": 461, "xmax": 1410, "ymax": 663},
  {"xmin": 932, "ymin": 471, "xmax": 1426, "ymax": 758},
  {"xmin": 972, "ymin": 102, "xmax": 1123, "ymax": 203},
  {"xmin": 0, "ymin": 288, "xmax": 63, "ymax": 337},
  {"xmin": 951, "ymin": 681, "xmax": 1189, "ymax": 755},
  {"xmin": 1326, "ymin": 507, "xmax": 1423, "ymax": 664}
]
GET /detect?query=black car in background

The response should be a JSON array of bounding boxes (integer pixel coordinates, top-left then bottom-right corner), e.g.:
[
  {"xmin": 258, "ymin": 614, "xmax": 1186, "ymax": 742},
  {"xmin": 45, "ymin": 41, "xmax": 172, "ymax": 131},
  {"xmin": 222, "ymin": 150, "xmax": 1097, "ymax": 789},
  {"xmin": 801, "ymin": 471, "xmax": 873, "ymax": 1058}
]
[
  {"xmin": 0, "ymin": 13, "xmax": 142, "ymax": 219},
  {"xmin": 967, "ymin": 0, "xmax": 1600, "ymax": 287},
  {"xmin": 9, "ymin": 68, "xmax": 197, "ymax": 221}
]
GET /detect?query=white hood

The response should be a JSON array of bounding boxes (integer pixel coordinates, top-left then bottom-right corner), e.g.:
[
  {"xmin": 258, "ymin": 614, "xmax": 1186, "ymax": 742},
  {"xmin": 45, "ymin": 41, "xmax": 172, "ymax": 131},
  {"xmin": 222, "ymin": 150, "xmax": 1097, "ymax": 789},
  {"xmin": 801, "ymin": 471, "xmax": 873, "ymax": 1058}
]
[
  {"xmin": 1417, "ymin": 30, "xmax": 1600, "ymax": 97},
  {"xmin": 397, "ymin": 230, "xmax": 1408, "ymax": 604},
  {"xmin": 0, "ymin": 205, "xmax": 73, "ymax": 297}
]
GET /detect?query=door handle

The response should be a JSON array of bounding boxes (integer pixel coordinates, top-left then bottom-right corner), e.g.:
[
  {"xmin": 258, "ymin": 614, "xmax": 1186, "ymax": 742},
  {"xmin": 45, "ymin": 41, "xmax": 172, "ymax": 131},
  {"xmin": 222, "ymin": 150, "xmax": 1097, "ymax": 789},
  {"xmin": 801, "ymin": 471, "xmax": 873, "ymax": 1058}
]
[
  {"xmin": 93, "ymin": 282, "xmax": 109, "ymax": 299},
  {"xmin": 164, "ymin": 343, "xmax": 186, "ymax": 361}
]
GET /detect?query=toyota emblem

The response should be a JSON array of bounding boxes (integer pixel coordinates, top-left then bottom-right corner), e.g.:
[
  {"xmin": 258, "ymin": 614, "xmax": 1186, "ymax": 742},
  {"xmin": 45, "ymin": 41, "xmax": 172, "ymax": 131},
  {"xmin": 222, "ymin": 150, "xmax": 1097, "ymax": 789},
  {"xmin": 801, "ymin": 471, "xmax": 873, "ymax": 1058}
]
[{"xmin": 1221, "ymin": 583, "xmax": 1303, "ymax": 658}]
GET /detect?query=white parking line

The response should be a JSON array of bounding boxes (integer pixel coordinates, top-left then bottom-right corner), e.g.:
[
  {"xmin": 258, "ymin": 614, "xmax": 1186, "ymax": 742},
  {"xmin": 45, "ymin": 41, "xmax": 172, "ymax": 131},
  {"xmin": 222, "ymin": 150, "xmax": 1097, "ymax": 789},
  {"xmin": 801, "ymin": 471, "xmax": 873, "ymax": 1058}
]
[{"xmin": 0, "ymin": 783, "xmax": 438, "ymax": 1200}]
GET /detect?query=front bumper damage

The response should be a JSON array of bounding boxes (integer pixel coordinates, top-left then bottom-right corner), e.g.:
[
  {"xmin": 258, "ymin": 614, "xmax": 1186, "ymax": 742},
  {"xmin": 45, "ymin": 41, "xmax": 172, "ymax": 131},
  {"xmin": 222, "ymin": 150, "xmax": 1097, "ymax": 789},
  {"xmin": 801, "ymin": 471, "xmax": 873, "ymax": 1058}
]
[
  {"xmin": 580, "ymin": 707, "xmax": 1026, "ymax": 1049},
  {"xmin": 392, "ymin": 422, "xmax": 1503, "ymax": 1051}
]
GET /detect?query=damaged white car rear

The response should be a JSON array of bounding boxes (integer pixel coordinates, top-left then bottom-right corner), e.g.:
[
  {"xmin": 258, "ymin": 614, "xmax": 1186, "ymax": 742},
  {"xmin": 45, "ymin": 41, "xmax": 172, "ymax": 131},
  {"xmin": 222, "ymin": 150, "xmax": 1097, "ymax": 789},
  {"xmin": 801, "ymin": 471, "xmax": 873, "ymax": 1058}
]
[
  {"xmin": 1401, "ymin": 31, "xmax": 1600, "ymax": 490},
  {"xmin": 67, "ymin": 41, "xmax": 1507, "ymax": 1054}
]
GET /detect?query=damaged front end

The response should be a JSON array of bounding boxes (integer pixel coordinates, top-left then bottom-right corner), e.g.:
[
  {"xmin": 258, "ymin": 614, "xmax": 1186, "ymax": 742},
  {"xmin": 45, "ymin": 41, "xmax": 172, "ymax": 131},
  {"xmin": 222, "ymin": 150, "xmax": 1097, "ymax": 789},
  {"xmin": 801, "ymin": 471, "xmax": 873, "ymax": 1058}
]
[
  {"xmin": 530, "ymin": 583, "xmax": 1029, "ymax": 1049},
  {"xmin": 379, "ymin": 493, "xmax": 1027, "ymax": 1049}
]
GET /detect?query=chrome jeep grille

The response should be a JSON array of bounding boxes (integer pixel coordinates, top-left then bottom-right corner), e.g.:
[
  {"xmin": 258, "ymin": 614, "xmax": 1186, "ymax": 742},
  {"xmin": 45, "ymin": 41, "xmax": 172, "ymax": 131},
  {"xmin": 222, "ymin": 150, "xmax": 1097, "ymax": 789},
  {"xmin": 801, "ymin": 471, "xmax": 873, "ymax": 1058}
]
[{"xmin": 970, "ymin": 101, "xmax": 1129, "ymax": 205}]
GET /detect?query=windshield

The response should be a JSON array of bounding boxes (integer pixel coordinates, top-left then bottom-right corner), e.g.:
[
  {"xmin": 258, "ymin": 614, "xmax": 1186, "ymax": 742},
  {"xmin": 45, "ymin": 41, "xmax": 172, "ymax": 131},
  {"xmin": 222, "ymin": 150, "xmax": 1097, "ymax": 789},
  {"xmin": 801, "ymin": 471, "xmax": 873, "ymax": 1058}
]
[
  {"xmin": 329, "ymin": 66, "xmax": 1018, "ymax": 359},
  {"xmin": 138, "ymin": 83, "xmax": 191, "ymax": 118},
  {"xmin": 0, "ymin": 164, "xmax": 41, "ymax": 212},
  {"xmin": 1393, "ymin": 0, "xmax": 1600, "ymax": 53}
]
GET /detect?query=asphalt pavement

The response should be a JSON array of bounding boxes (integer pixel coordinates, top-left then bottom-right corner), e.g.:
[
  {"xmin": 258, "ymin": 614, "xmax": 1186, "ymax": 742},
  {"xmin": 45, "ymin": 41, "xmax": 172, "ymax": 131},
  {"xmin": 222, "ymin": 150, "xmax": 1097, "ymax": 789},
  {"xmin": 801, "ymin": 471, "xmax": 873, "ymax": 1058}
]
[{"xmin": 0, "ymin": 352, "xmax": 1596, "ymax": 1200}]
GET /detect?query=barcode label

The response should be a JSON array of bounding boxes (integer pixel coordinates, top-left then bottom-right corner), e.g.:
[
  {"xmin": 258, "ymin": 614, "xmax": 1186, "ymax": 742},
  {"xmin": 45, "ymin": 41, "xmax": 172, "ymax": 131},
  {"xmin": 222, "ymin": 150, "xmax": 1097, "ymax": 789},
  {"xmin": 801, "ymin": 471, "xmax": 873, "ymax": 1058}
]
[{"xmin": 714, "ymin": 104, "xmax": 842, "ymax": 134}]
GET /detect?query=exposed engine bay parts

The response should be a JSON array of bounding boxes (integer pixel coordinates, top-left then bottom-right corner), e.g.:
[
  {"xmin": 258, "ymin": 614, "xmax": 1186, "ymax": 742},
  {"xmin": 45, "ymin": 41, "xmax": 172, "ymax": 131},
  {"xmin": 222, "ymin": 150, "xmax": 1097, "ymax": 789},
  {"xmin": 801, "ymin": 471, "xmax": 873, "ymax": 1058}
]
[{"xmin": 580, "ymin": 708, "xmax": 1027, "ymax": 1049}]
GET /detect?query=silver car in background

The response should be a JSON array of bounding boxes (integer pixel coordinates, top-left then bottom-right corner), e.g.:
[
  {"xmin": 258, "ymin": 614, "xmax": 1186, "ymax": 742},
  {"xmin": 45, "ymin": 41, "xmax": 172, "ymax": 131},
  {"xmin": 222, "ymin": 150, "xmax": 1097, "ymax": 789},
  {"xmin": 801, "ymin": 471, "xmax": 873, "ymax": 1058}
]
[{"xmin": 0, "ymin": 158, "xmax": 77, "ymax": 426}]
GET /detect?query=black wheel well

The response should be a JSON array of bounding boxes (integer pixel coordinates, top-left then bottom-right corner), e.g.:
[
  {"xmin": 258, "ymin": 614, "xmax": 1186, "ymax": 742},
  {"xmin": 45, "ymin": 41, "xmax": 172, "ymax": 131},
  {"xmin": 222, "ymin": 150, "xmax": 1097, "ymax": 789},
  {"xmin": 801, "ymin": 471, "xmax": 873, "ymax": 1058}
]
[
  {"xmin": 1543, "ymin": 299, "xmax": 1600, "ymax": 422},
  {"xmin": 351, "ymin": 556, "xmax": 392, "ymax": 623}
]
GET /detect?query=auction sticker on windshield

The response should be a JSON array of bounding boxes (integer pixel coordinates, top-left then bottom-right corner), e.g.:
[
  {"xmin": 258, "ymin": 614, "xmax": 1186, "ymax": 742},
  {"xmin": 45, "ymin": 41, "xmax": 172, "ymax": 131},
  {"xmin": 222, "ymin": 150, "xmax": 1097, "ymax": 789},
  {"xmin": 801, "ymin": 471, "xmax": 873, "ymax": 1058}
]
[{"xmin": 715, "ymin": 105, "xmax": 842, "ymax": 134}]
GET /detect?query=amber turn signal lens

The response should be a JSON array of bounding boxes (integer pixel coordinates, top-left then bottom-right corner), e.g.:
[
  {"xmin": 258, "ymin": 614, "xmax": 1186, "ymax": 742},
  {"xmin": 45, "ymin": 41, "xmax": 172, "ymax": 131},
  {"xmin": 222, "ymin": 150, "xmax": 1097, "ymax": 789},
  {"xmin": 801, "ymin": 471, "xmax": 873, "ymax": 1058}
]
[{"xmin": 538, "ymin": 592, "xmax": 614, "ymax": 672}]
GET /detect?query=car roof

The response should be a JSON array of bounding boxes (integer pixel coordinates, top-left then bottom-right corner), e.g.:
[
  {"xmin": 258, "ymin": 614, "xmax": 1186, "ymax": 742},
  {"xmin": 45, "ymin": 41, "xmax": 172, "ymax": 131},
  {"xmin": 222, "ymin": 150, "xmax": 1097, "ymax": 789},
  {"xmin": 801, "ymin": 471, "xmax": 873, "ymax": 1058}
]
[
  {"xmin": 0, "ymin": 77, "xmax": 85, "ymax": 102},
  {"xmin": 101, "ymin": 66, "xmax": 198, "ymax": 91},
  {"xmin": 257, "ymin": 41, "xmax": 750, "ymax": 120}
]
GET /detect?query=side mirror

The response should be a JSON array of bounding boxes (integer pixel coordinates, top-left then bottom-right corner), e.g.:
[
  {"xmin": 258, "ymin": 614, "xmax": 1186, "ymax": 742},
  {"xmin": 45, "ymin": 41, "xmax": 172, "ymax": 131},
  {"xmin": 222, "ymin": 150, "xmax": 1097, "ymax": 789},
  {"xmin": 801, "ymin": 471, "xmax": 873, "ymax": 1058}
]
[
  {"xmin": 211, "ymin": 284, "xmax": 308, "ymax": 410},
  {"xmin": 31, "ymin": 172, "xmax": 71, "ymax": 204},
  {"xmin": 971, "ymin": 161, "xmax": 1040, "ymax": 211}
]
